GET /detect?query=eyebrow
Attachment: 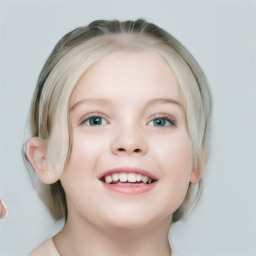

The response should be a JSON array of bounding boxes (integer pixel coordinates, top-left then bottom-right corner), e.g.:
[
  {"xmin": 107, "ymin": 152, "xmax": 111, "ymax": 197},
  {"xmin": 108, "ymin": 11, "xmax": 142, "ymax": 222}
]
[
  {"xmin": 70, "ymin": 99, "xmax": 111, "ymax": 111},
  {"xmin": 145, "ymin": 98, "xmax": 182, "ymax": 108},
  {"xmin": 70, "ymin": 97, "xmax": 182, "ymax": 112}
]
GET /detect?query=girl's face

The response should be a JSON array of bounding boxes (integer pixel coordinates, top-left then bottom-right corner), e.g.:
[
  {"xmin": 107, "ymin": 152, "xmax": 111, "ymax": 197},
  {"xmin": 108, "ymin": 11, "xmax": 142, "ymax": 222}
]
[{"xmin": 60, "ymin": 50, "xmax": 196, "ymax": 229}]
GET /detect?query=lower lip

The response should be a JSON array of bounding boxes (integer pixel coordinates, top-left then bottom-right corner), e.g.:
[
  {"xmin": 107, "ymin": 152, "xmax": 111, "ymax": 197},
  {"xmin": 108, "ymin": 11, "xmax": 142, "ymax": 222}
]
[{"xmin": 101, "ymin": 181, "xmax": 157, "ymax": 195}]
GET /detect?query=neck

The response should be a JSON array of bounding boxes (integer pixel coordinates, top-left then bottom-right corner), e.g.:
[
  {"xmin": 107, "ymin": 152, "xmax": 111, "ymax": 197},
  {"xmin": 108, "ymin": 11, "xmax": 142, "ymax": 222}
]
[{"xmin": 54, "ymin": 210, "xmax": 173, "ymax": 256}]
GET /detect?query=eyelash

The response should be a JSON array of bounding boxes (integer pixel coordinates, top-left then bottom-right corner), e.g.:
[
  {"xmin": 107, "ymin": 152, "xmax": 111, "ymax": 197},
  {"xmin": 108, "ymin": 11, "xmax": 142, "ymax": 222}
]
[
  {"xmin": 147, "ymin": 114, "xmax": 176, "ymax": 127},
  {"xmin": 80, "ymin": 113, "xmax": 177, "ymax": 127},
  {"xmin": 80, "ymin": 113, "xmax": 109, "ymax": 126}
]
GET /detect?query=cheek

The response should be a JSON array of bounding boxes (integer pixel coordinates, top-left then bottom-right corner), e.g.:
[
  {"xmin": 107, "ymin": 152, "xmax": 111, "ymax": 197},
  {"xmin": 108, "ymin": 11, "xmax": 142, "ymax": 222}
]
[
  {"xmin": 152, "ymin": 133, "xmax": 193, "ymax": 209},
  {"xmin": 60, "ymin": 133, "xmax": 105, "ymax": 214},
  {"xmin": 67, "ymin": 132, "xmax": 106, "ymax": 173},
  {"xmin": 155, "ymin": 132, "xmax": 193, "ymax": 175}
]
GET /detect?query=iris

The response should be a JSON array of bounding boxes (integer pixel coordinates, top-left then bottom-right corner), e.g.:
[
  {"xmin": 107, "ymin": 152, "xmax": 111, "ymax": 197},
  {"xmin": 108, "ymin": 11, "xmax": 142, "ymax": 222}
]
[
  {"xmin": 83, "ymin": 116, "xmax": 107, "ymax": 126},
  {"xmin": 153, "ymin": 119, "xmax": 168, "ymax": 127}
]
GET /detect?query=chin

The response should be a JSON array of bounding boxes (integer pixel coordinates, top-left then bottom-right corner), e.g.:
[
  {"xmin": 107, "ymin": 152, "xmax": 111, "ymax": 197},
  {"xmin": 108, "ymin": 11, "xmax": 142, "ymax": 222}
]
[
  {"xmin": 106, "ymin": 219, "xmax": 155, "ymax": 231},
  {"xmin": 101, "ymin": 208, "xmax": 172, "ymax": 231}
]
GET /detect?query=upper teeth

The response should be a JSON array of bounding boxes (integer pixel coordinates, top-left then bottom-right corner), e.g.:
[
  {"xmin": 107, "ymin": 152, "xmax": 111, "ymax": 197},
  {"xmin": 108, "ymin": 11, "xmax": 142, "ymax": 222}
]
[{"xmin": 104, "ymin": 173, "xmax": 153, "ymax": 184}]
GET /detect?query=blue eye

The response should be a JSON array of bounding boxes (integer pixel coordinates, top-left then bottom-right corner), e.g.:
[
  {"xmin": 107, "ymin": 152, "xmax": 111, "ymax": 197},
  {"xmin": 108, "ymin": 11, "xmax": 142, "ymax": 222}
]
[
  {"xmin": 147, "ymin": 117, "xmax": 174, "ymax": 127},
  {"xmin": 83, "ymin": 116, "xmax": 108, "ymax": 126}
]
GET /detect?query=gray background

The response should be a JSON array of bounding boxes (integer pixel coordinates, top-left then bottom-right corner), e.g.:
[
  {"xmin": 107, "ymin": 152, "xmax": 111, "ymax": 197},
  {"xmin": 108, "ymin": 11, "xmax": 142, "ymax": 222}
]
[{"xmin": 0, "ymin": 1, "xmax": 255, "ymax": 255}]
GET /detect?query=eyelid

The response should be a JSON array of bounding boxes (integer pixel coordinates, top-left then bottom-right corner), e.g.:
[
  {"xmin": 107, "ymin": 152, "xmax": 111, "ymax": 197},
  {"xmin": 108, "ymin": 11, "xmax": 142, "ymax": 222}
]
[
  {"xmin": 147, "ymin": 113, "xmax": 177, "ymax": 126},
  {"xmin": 80, "ymin": 112, "xmax": 110, "ymax": 125},
  {"xmin": 78, "ymin": 112, "xmax": 176, "ymax": 126}
]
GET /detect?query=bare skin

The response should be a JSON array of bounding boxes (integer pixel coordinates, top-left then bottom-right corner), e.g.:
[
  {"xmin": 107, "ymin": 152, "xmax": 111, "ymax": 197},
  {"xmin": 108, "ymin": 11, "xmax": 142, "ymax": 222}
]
[
  {"xmin": 53, "ymin": 209, "xmax": 172, "ymax": 256},
  {"xmin": 28, "ymin": 49, "xmax": 202, "ymax": 256}
]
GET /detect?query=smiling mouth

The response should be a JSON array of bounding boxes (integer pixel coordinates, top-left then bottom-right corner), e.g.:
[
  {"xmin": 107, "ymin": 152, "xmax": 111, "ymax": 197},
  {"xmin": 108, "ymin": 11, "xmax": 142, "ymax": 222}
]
[
  {"xmin": 99, "ymin": 168, "xmax": 158, "ymax": 194},
  {"xmin": 101, "ymin": 172, "xmax": 156, "ymax": 185}
]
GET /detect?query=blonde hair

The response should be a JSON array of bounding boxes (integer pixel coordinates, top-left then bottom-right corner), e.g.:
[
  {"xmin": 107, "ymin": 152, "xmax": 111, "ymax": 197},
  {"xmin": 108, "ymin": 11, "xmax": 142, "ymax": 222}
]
[{"xmin": 23, "ymin": 19, "xmax": 211, "ymax": 222}]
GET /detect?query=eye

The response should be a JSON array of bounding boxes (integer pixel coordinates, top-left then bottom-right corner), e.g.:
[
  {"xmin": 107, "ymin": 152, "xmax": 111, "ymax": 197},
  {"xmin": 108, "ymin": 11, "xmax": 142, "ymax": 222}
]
[
  {"xmin": 147, "ymin": 118, "xmax": 170, "ymax": 127},
  {"xmin": 82, "ymin": 116, "xmax": 108, "ymax": 126},
  {"xmin": 147, "ymin": 115, "xmax": 175, "ymax": 127}
]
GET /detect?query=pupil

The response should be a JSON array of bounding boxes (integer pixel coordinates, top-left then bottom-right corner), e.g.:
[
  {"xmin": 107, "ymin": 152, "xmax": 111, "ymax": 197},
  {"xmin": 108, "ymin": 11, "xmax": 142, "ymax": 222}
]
[
  {"xmin": 90, "ymin": 117, "xmax": 102, "ymax": 125},
  {"xmin": 154, "ymin": 119, "xmax": 165, "ymax": 126}
]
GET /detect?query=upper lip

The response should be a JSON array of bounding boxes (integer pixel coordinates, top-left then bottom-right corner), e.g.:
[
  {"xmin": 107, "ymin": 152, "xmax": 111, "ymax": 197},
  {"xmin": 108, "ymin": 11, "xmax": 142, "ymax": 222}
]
[{"xmin": 98, "ymin": 167, "xmax": 158, "ymax": 181}]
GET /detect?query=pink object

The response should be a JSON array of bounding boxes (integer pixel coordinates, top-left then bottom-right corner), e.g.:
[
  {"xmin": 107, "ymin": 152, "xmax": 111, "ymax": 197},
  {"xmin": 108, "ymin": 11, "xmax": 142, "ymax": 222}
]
[
  {"xmin": 0, "ymin": 200, "xmax": 8, "ymax": 218},
  {"xmin": 101, "ymin": 180, "xmax": 157, "ymax": 195}
]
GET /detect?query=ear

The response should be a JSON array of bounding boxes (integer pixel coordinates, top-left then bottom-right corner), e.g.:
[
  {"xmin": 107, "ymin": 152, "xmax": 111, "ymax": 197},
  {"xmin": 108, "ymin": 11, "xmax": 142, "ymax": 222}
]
[
  {"xmin": 26, "ymin": 137, "xmax": 60, "ymax": 184},
  {"xmin": 190, "ymin": 150, "xmax": 208, "ymax": 184}
]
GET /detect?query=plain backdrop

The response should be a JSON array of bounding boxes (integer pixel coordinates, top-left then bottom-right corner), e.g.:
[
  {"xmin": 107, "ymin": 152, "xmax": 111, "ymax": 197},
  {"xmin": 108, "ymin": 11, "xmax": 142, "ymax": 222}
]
[{"xmin": 0, "ymin": 1, "xmax": 255, "ymax": 255}]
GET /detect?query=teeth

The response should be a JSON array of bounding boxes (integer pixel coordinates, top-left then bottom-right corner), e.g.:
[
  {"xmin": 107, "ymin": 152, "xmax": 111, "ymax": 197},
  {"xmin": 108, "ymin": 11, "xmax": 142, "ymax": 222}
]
[
  {"xmin": 127, "ymin": 173, "xmax": 136, "ymax": 182},
  {"xmin": 136, "ymin": 174, "xmax": 142, "ymax": 182},
  {"xmin": 104, "ymin": 173, "xmax": 154, "ymax": 184},
  {"xmin": 120, "ymin": 173, "xmax": 128, "ymax": 182},
  {"xmin": 105, "ymin": 175, "xmax": 112, "ymax": 184},
  {"xmin": 141, "ymin": 175, "xmax": 149, "ymax": 183},
  {"xmin": 112, "ymin": 173, "xmax": 119, "ymax": 182}
]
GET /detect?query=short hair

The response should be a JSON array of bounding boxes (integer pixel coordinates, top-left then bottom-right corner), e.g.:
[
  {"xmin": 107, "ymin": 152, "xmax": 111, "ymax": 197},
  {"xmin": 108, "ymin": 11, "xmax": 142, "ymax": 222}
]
[{"xmin": 23, "ymin": 19, "xmax": 212, "ymax": 222}]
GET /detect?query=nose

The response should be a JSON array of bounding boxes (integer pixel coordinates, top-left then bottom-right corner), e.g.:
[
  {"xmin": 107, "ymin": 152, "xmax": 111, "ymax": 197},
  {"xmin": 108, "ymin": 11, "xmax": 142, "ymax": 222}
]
[{"xmin": 111, "ymin": 126, "xmax": 147, "ymax": 156}]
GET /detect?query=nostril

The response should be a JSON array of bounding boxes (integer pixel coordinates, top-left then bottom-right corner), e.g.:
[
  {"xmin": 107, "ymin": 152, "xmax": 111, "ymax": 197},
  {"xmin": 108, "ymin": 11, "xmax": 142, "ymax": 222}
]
[{"xmin": 117, "ymin": 148, "xmax": 141, "ymax": 153}]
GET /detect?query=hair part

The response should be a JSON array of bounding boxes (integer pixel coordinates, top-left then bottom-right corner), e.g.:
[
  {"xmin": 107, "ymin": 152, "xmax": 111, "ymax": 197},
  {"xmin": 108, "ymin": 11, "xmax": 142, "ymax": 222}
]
[{"xmin": 23, "ymin": 19, "xmax": 212, "ymax": 222}]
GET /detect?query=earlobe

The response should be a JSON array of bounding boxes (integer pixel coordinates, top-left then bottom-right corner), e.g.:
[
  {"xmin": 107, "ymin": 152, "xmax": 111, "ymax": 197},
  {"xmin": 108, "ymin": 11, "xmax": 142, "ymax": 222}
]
[
  {"xmin": 190, "ymin": 150, "xmax": 208, "ymax": 184},
  {"xmin": 190, "ymin": 166, "xmax": 202, "ymax": 184},
  {"xmin": 26, "ymin": 137, "xmax": 59, "ymax": 184}
]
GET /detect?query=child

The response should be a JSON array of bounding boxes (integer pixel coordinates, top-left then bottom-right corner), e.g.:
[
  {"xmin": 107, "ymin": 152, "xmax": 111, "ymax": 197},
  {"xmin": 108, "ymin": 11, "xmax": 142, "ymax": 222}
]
[{"xmin": 24, "ymin": 19, "xmax": 211, "ymax": 256}]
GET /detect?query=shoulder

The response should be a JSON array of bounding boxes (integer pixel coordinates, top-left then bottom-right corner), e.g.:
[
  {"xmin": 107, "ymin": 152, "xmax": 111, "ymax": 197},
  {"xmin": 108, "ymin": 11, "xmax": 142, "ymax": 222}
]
[{"xmin": 28, "ymin": 238, "xmax": 60, "ymax": 256}]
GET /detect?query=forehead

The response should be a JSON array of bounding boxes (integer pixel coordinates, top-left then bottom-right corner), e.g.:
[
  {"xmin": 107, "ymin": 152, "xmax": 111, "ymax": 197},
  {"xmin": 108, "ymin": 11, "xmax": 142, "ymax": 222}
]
[{"xmin": 70, "ymin": 49, "xmax": 180, "ymax": 106}]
